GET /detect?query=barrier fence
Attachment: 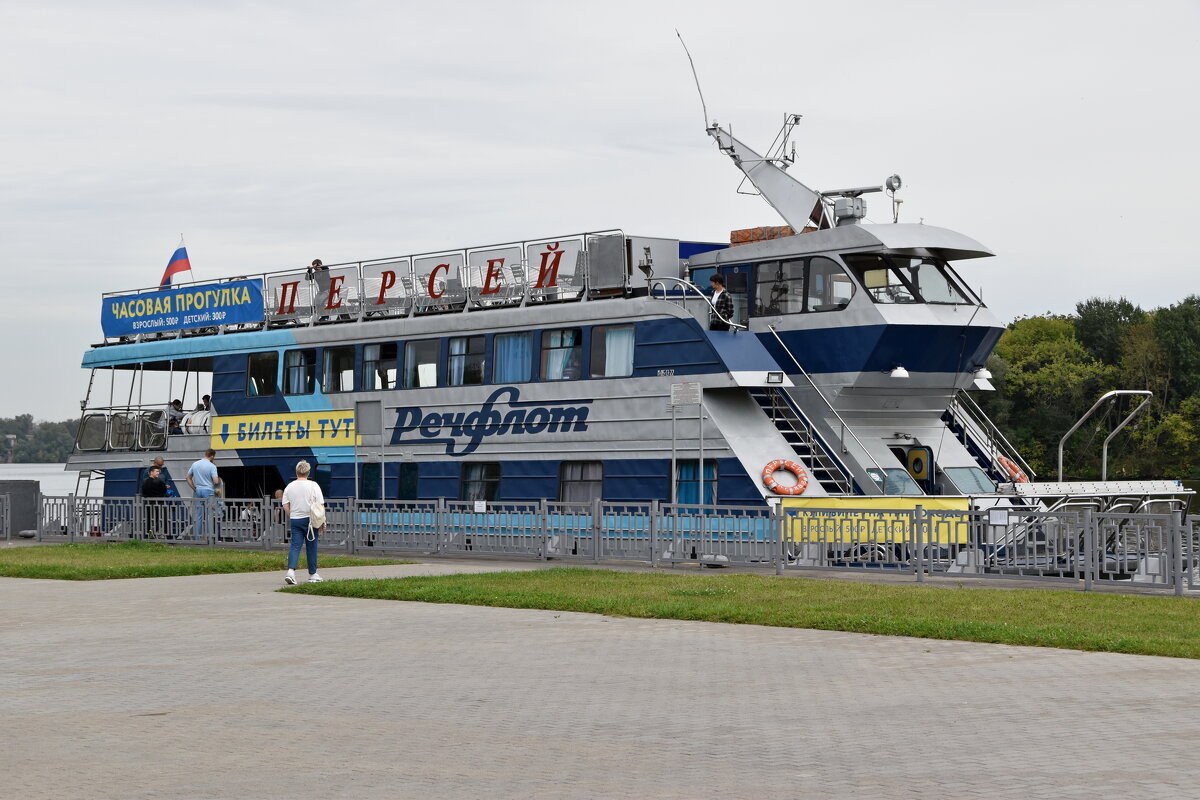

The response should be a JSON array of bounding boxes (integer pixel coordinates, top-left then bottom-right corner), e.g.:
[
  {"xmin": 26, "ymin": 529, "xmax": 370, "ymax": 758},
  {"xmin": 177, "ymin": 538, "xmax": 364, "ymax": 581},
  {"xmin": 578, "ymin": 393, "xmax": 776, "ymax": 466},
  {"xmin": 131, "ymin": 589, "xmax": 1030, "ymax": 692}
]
[
  {"xmin": 1, "ymin": 494, "xmax": 9, "ymax": 541},
  {"xmin": 31, "ymin": 495, "xmax": 1198, "ymax": 595}
]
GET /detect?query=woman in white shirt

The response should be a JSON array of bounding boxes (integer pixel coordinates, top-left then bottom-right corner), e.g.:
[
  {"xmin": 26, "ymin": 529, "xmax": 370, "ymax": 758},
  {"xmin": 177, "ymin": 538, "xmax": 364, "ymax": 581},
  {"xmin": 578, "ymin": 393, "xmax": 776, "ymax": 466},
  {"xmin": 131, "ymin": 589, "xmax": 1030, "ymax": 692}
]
[{"xmin": 281, "ymin": 460, "xmax": 326, "ymax": 585}]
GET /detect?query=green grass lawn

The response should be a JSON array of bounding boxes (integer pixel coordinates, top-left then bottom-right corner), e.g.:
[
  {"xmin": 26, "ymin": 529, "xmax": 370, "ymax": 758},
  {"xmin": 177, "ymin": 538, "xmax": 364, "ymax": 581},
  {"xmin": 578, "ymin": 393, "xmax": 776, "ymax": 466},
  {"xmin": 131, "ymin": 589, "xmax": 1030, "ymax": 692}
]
[
  {"xmin": 0, "ymin": 540, "xmax": 405, "ymax": 580},
  {"xmin": 287, "ymin": 567, "xmax": 1200, "ymax": 659}
]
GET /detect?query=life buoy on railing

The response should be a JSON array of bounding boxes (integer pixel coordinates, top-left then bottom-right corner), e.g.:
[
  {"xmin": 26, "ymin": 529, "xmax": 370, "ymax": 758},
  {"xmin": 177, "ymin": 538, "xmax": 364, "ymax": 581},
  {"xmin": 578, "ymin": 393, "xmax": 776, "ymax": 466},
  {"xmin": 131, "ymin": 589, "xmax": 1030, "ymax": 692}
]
[
  {"xmin": 997, "ymin": 455, "xmax": 1029, "ymax": 483},
  {"xmin": 762, "ymin": 460, "xmax": 809, "ymax": 496}
]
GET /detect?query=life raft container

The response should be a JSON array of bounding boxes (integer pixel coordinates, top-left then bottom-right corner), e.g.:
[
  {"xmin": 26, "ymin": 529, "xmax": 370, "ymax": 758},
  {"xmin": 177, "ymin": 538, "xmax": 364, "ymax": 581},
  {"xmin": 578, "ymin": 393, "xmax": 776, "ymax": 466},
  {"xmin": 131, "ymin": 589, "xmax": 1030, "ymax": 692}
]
[{"xmin": 762, "ymin": 460, "xmax": 809, "ymax": 496}]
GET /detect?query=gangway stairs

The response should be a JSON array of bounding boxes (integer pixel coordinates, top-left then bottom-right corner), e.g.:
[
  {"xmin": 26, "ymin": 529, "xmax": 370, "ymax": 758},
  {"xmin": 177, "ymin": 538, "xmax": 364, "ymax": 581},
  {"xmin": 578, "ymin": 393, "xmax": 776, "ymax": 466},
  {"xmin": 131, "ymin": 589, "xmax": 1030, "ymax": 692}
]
[{"xmin": 748, "ymin": 387, "xmax": 854, "ymax": 495}]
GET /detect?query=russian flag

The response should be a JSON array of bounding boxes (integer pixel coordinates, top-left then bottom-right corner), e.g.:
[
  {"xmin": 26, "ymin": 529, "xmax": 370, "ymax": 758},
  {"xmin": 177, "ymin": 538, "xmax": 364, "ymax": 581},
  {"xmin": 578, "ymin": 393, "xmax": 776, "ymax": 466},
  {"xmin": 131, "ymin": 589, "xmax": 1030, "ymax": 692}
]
[{"xmin": 159, "ymin": 247, "xmax": 192, "ymax": 288}]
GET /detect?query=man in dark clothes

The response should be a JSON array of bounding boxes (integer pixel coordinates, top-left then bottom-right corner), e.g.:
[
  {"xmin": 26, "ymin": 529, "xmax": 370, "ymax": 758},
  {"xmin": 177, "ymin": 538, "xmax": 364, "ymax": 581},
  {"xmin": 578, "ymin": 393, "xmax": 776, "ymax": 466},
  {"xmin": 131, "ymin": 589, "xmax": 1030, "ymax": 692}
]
[
  {"xmin": 709, "ymin": 274, "xmax": 734, "ymax": 331},
  {"xmin": 141, "ymin": 466, "xmax": 169, "ymax": 538}
]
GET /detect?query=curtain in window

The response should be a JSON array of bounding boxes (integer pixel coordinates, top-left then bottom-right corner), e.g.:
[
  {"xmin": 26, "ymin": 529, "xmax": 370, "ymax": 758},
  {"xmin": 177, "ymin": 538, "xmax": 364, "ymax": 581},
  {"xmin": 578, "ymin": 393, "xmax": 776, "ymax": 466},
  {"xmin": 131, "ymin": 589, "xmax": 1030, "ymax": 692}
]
[
  {"xmin": 675, "ymin": 461, "xmax": 716, "ymax": 504},
  {"xmin": 545, "ymin": 329, "xmax": 579, "ymax": 380},
  {"xmin": 494, "ymin": 333, "xmax": 532, "ymax": 383},
  {"xmin": 603, "ymin": 327, "xmax": 634, "ymax": 377},
  {"xmin": 285, "ymin": 352, "xmax": 309, "ymax": 394},
  {"xmin": 449, "ymin": 338, "xmax": 467, "ymax": 385}
]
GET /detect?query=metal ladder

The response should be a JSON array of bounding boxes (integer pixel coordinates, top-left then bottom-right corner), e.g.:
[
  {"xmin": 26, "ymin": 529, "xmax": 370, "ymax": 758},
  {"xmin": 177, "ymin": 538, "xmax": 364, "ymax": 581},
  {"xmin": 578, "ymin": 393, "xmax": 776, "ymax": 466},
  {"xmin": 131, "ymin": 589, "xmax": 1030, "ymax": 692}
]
[{"xmin": 748, "ymin": 387, "xmax": 854, "ymax": 494}]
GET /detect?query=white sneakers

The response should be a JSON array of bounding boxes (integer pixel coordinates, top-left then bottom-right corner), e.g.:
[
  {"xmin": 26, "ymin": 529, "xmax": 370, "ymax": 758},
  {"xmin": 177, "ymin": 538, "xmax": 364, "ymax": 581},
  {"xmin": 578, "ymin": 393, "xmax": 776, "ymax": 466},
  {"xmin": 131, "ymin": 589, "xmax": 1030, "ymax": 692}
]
[
  {"xmin": 284, "ymin": 570, "xmax": 297, "ymax": 585},
  {"xmin": 308, "ymin": 573, "xmax": 323, "ymax": 583}
]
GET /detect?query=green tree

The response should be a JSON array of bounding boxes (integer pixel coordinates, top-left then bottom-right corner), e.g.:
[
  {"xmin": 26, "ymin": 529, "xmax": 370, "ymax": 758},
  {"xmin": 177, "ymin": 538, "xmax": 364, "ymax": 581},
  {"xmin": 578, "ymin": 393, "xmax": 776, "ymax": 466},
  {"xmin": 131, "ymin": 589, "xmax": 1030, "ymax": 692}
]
[
  {"xmin": 1074, "ymin": 297, "xmax": 1144, "ymax": 365},
  {"xmin": 1153, "ymin": 295, "xmax": 1200, "ymax": 402}
]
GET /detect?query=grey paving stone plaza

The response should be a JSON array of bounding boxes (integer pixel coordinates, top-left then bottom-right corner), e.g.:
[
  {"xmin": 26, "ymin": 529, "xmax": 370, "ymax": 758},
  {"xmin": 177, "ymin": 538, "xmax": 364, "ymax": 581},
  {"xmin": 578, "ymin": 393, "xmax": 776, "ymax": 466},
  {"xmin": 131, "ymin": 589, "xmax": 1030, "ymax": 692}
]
[{"xmin": 3, "ymin": 559, "xmax": 1199, "ymax": 799}]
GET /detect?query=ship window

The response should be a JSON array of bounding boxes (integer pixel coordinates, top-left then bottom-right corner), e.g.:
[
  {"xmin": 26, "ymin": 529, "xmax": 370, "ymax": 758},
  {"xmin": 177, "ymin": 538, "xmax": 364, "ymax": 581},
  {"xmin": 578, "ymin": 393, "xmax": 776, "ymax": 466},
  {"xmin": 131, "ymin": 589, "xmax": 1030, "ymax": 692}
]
[
  {"xmin": 755, "ymin": 260, "xmax": 804, "ymax": 315},
  {"xmin": 843, "ymin": 254, "xmax": 918, "ymax": 304},
  {"xmin": 283, "ymin": 349, "xmax": 316, "ymax": 395},
  {"xmin": 358, "ymin": 462, "xmax": 383, "ymax": 500},
  {"xmin": 362, "ymin": 343, "xmax": 397, "ymax": 391},
  {"xmin": 675, "ymin": 460, "xmax": 717, "ymax": 505},
  {"xmin": 460, "ymin": 462, "xmax": 500, "ymax": 501},
  {"xmin": 559, "ymin": 461, "xmax": 603, "ymax": 502},
  {"xmin": 541, "ymin": 328, "xmax": 582, "ymax": 381},
  {"xmin": 888, "ymin": 256, "xmax": 971, "ymax": 304},
  {"xmin": 403, "ymin": 340, "xmax": 439, "ymax": 388},
  {"xmin": 866, "ymin": 467, "xmax": 923, "ymax": 495},
  {"xmin": 493, "ymin": 332, "xmax": 534, "ymax": 384},
  {"xmin": 448, "ymin": 335, "xmax": 486, "ymax": 386},
  {"xmin": 322, "ymin": 346, "xmax": 356, "ymax": 393},
  {"xmin": 246, "ymin": 352, "xmax": 278, "ymax": 397},
  {"xmin": 807, "ymin": 257, "xmax": 855, "ymax": 312},
  {"xmin": 590, "ymin": 325, "xmax": 634, "ymax": 378}
]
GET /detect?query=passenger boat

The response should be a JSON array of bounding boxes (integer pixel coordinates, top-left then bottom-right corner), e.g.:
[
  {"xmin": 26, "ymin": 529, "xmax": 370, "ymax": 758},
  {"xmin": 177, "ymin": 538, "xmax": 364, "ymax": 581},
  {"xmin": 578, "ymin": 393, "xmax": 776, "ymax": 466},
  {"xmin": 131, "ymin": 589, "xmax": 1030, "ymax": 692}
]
[{"xmin": 68, "ymin": 115, "xmax": 1191, "ymax": 522}]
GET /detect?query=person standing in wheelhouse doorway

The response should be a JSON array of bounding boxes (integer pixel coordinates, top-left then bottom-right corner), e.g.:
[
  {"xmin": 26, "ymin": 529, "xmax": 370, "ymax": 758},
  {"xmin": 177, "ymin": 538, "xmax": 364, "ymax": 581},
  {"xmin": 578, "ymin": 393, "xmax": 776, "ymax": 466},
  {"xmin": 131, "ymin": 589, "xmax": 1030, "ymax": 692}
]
[{"xmin": 709, "ymin": 274, "xmax": 733, "ymax": 331}]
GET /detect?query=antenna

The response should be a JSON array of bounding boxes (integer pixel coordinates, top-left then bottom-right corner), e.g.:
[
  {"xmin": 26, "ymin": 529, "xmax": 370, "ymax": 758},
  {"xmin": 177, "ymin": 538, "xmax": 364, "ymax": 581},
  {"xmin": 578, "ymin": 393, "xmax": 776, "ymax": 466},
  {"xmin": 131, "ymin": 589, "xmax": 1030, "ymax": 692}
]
[{"xmin": 675, "ymin": 30, "xmax": 710, "ymax": 129}]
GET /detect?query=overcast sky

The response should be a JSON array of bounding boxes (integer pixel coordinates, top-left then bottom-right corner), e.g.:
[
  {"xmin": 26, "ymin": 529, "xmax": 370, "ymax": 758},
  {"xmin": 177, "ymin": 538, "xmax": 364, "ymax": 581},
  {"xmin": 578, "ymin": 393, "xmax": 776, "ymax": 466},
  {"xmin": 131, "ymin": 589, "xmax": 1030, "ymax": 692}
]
[{"xmin": 3, "ymin": 0, "xmax": 1197, "ymax": 421}]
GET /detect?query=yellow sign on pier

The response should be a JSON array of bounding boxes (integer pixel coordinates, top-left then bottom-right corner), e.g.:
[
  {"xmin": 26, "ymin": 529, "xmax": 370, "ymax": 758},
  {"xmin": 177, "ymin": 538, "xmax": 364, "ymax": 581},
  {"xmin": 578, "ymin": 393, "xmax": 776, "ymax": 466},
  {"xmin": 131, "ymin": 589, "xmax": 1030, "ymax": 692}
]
[{"xmin": 210, "ymin": 411, "xmax": 357, "ymax": 450}]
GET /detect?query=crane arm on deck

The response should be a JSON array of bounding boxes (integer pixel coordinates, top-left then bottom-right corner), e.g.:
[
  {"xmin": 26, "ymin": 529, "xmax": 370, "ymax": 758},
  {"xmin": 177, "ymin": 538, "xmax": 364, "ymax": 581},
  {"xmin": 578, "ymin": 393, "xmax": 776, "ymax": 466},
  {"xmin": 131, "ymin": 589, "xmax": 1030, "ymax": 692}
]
[{"xmin": 707, "ymin": 124, "xmax": 829, "ymax": 231}]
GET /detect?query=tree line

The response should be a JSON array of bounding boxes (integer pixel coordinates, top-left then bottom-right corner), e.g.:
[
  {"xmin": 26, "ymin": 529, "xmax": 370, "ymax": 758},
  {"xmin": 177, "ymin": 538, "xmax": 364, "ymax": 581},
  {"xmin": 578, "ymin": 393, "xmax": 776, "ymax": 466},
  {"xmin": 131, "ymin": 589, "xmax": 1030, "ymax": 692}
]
[
  {"xmin": 0, "ymin": 415, "xmax": 78, "ymax": 464},
  {"xmin": 979, "ymin": 294, "xmax": 1200, "ymax": 481}
]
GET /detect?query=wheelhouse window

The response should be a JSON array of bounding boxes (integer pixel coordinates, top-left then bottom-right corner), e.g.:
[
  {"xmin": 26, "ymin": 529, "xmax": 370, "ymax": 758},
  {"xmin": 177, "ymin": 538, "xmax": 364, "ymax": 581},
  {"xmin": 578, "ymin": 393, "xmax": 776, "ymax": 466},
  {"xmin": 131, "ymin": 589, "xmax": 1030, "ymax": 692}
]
[
  {"xmin": 541, "ymin": 328, "xmax": 582, "ymax": 381},
  {"xmin": 559, "ymin": 461, "xmax": 603, "ymax": 502},
  {"xmin": 362, "ymin": 343, "xmax": 397, "ymax": 391},
  {"xmin": 460, "ymin": 462, "xmax": 500, "ymax": 501},
  {"xmin": 448, "ymin": 335, "xmax": 486, "ymax": 386},
  {"xmin": 589, "ymin": 325, "xmax": 634, "ymax": 378},
  {"xmin": 403, "ymin": 340, "xmax": 439, "ymax": 388},
  {"xmin": 283, "ymin": 349, "xmax": 316, "ymax": 395},
  {"xmin": 493, "ymin": 332, "xmax": 534, "ymax": 384},
  {"xmin": 675, "ymin": 460, "xmax": 717, "ymax": 504},
  {"xmin": 322, "ymin": 346, "xmax": 356, "ymax": 393},
  {"xmin": 754, "ymin": 257, "xmax": 854, "ymax": 315},
  {"xmin": 843, "ymin": 254, "xmax": 972, "ymax": 305},
  {"xmin": 246, "ymin": 352, "xmax": 278, "ymax": 397},
  {"xmin": 807, "ymin": 257, "xmax": 855, "ymax": 311}
]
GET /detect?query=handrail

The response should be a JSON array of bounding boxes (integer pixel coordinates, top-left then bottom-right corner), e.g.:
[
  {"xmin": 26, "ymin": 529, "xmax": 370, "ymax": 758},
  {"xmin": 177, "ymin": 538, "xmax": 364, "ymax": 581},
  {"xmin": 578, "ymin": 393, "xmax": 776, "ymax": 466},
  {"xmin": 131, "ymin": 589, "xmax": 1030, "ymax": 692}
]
[
  {"xmin": 99, "ymin": 229, "xmax": 627, "ymax": 341},
  {"xmin": 1057, "ymin": 390, "xmax": 1152, "ymax": 481},
  {"xmin": 766, "ymin": 325, "xmax": 885, "ymax": 474},
  {"xmin": 952, "ymin": 389, "xmax": 1036, "ymax": 480},
  {"xmin": 648, "ymin": 277, "xmax": 748, "ymax": 331}
]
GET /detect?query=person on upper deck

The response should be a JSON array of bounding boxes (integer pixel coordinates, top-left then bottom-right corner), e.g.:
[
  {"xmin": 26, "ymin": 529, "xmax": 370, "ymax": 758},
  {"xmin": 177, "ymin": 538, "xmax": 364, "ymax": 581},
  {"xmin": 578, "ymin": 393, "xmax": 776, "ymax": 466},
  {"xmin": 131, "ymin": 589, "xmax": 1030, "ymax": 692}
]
[
  {"xmin": 307, "ymin": 258, "xmax": 331, "ymax": 320},
  {"xmin": 195, "ymin": 395, "xmax": 212, "ymax": 412},
  {"xmin": 167, "ymin": 399, "xmax": 185, "ymax": 434},
  {"xmin": 709, "ymin": 274, "xmax": 733, "ymax": 332}
]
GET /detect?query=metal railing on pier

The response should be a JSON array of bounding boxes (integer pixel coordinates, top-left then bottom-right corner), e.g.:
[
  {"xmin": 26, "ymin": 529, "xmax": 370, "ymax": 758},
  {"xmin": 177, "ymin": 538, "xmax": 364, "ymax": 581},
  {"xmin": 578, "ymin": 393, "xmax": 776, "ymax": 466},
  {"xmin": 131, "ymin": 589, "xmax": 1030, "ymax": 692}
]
[{"xmin": 32, "ymin": 495, "xmax": 1198, "ymax": 595}]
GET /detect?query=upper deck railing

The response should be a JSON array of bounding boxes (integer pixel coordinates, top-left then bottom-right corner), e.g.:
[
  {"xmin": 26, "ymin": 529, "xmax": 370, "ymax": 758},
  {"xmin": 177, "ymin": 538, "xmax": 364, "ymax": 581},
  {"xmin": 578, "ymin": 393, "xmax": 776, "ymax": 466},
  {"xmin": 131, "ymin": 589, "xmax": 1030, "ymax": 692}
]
[{"xmin": 99, "ymin": 230, "xmax": 631, "ymax": 344}]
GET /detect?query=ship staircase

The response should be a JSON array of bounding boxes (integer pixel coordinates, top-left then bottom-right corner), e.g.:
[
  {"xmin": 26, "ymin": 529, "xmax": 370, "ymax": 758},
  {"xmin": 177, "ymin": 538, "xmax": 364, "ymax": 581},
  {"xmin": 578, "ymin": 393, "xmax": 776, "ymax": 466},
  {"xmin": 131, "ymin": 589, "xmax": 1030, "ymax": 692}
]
[
  {"xmin": 748, "ymin": 387, "xmax": 855, "ymax": 495},
  {"xmin": 944, "ymin": 389, "xmax": 1035, "ymax": 484}
]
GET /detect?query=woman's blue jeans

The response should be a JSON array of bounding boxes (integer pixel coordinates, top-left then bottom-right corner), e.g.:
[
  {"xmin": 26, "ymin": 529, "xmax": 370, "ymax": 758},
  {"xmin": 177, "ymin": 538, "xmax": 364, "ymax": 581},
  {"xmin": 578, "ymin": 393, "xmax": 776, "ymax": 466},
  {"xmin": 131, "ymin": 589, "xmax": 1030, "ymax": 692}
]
[{"xmin": 287, "ymin": 517, "xmax": 318, "ymax": 573}]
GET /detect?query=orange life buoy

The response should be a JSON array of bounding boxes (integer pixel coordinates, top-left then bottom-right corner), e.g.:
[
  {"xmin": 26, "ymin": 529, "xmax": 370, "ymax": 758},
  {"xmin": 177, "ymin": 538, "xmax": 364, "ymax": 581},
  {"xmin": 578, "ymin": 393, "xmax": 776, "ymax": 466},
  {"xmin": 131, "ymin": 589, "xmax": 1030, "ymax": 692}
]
[
  {"xmin": 997, "ymin": 456, "xmax": 1029, "ymax": 483},
  {"xmin": 762, "ymin": 459, "xmax": 809, "ymax": 496}
]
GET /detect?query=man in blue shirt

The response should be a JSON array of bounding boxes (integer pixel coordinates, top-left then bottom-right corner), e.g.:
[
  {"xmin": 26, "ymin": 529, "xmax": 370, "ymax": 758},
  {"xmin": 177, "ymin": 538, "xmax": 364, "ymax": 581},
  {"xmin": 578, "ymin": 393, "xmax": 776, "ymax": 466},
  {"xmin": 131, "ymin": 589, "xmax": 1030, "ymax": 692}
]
[{"xmin": 187, "ymin": 449, "xmax": 221, "ymax": 540}]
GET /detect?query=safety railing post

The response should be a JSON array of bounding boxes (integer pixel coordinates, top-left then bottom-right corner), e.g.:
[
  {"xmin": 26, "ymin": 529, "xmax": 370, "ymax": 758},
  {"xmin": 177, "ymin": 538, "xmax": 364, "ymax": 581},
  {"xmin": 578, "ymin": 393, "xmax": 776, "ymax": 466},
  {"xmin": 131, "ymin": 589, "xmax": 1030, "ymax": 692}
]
[
  {"xmin": 914, "ymin": 505, "xmax": 925, "ymax": 583},
  {"xmin": 347, "ymin": 498, "xmax": 356, "ymax": 555},
  {"xmin": 539, "ymin": 498, "xmax": 549, "ymax": 561},
  {"xmin": 435, "ymin": 497, "xmax": 446, "ymax": 556},
  {"xmin": 592, "ymin": 498, "xmax": 602, "ymax": 563},
  {"xmin": 68, "ymin": 494, "xmax": 76, "ymax": 544},
  {"xmin": 1174, "ymin": 511, "xmax": 1186, "ymax": 597},
  {"xmin": 775, "ymin": 508, "xmax": 785, "ymax": 576},
  {"xmin": 1082, "ymin": 509, "xmax": 1095, "ymax": 592},
  {"xmin": 649, "ymin": 499, "xmax": 659, "ymax": 568}
]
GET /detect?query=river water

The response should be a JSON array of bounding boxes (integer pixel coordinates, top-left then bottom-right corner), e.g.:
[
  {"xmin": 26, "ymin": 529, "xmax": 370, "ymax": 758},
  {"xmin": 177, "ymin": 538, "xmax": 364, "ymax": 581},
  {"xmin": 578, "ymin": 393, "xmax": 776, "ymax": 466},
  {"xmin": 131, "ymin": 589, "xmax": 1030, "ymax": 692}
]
[{"xmin": 0, "ymin": 463, "xmax": 98, "ymax": 496}]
